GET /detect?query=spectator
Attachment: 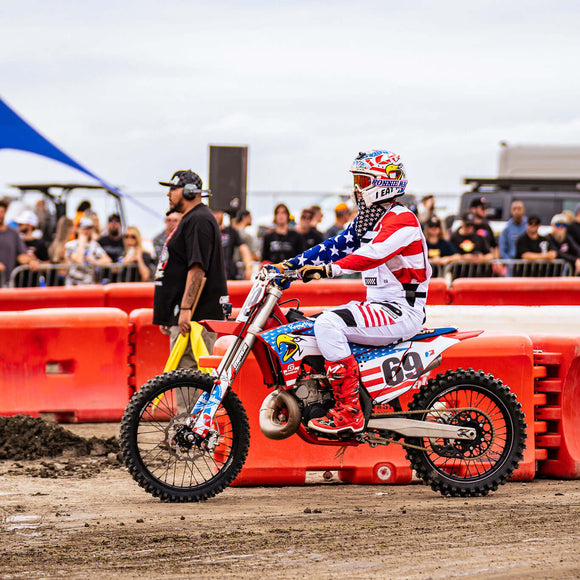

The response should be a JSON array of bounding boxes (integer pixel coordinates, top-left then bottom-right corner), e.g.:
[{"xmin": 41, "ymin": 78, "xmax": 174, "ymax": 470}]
[
  {"xmin": 0, "ymin": 199, "xmax": 30, "ymax": 286},
  {"xmin": 499, "ymin": 199, "xmax": 527, "ymax": 259},
  {"xmin": 34, "ymin": 198, "xmax": 55, "ymax": 244},
  {"xmin": 424, "ymin": 216, "xmax": 460, "ymax": 276},
  {"xmin": 309, "ymin": 205, "xmax": 323, "ymax": 230},
  {"xmin": 233, "ymin": 209, "xmax": 259, "ymax": 269},
  {"xmin": 515, "ymin": 215, "xmax": 557, "ymax": 276},
  {"xmin": 568, "ymin": 203, "xmax": 580, "ymax": 247},
  {"xmin": 470, "ymin": 197, "xmax": 498, "ymax": 258},
  {"xmin": 153, "ymin": 211, "xmax": 181, "ymax": 261},
  {"xmin": 73, "ymin": 200, "xmax": 92, "ymax": 233},
  {"xmin": 295, "ymin": 207, "xmax": 324, "ymax": 249},
  {"xmin": 153, "ymin": 169, "xmax": 227, "ymax": 371},
  {"xmin": 16, "ymin": 211, "xmax": 49, "ymax": 262},
  {"xmin": 64, "ymin": 217, "xmax": 111, "ymax": 286},
  {"xmin": 14, "ymin": 211, "xmax": 49, "ymax": 287},
  {"xmin": 450, "ymin": 212, "xmax": 493, "ymax": 262},
  {"xmin": 261, "ymin": 203, "xmax": 304, "ymax": 264},
  {"xmin": 98, "ymin": 213, "xmax": 124, "ymax": 263},
  {"xmin": 546, "ymin": 213, "xmax": 580, "ymax": 275},
  {"xmin": 119, "ymin": 226, "xmax": 154, "ymax": 282},
  {"xmin": 417, "ymin": 194, "xmax": 436, "ymax": 225},
  {"xmin": 325, "ymin": 202, "xmax": 351, "ymax": 237},
  {"xmin": 48, "ymin": 216, "xmax": 74, "ymax": 286},
  {"xmin": 213, "ymin": 209, "xmax": 253, "ymax": 280}
]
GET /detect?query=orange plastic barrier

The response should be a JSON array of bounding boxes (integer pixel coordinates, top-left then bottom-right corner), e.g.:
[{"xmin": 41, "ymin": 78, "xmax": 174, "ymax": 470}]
[
  {"xmin": 227, "ymin": 278, "xmax": 449, "ymax": 308},
  {"xmin": 105, "ymin": 283, "xmax": 154, "ymax": 314},
  {"xmin": 198, "ymin": 331, "xmax": 536, "ymax": 486},
  {"xmin": 530, "ymin": 334, "xmax": 580, "ymax": 479},
  {"xmin": 0, "ymin": 308, "xmax": 129, "ymax": 422},
  {"xmin": 0, "ymin": 285, "xmax": 106, "ymax": 311},
  {"xmin": 449, "ymin": 277, "xmax": 580, "ymax": 306},
  {"xmin": 128, "ymin": 308, "xmax": 170, "ymax": 392}
]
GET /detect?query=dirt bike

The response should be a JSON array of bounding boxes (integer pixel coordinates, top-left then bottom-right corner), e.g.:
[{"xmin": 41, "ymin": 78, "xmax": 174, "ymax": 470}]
[{"xmin": 120, "ymin": 269, "xmax": 527, "ymax": 502}]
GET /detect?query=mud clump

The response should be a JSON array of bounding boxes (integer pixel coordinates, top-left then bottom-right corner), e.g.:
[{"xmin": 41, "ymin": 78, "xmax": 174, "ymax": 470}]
[{"xmin": 0, "ymin": 415, "xmax": 120, "ymax": 478}]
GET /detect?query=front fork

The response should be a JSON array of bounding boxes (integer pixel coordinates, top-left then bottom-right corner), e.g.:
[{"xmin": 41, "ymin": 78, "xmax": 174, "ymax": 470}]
[{"xmin": 185, "ymin": 290, "xmax": 282, "ymax": 439}]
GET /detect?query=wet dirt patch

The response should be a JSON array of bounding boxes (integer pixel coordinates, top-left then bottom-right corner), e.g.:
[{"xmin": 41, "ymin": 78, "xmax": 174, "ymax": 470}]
[{"xmin": 0, "ymin": 415, "xmax": 121, "ymax": 479}]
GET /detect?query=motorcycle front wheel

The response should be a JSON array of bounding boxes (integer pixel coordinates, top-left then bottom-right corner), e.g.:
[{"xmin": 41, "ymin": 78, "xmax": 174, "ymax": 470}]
[
  {"xmin": 405, "ymin": 368, "xmax": 527, "ymax": 497},
  {"xmin": 120, "ymin": 369, "xmax": 250, "ymax": 502}
]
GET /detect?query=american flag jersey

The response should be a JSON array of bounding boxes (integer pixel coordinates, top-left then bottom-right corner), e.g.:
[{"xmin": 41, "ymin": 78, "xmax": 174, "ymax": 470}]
[{"xmin": 286, "ymin": 202, "xmax": 432, "ymax": 305}]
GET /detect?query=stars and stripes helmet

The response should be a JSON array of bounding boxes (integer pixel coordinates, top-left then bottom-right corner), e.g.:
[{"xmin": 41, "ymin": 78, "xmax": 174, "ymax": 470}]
[{"xmin": 350, "ymin": 150, "xmax": 408, "ymax": 208}]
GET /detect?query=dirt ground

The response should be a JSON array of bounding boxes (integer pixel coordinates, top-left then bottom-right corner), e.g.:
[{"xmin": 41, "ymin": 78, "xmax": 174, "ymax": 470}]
[{"xmin": 1, "ymin": 417, "xmax": 579, "ymax": 580}]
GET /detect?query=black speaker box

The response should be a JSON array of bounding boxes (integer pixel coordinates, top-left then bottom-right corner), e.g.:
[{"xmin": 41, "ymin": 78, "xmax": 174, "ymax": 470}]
[{"xmin": 208, "ymin": 145, "xmax": 248, "ymax": 216}]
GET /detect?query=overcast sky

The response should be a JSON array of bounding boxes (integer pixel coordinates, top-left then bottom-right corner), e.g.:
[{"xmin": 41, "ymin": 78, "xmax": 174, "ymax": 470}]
[{"xmin": 1, "ymin": 0, "xmax": 580, "ymax": 198}]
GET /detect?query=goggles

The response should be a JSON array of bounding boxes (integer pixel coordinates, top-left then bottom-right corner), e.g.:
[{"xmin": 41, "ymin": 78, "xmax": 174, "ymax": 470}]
[{"xmin": 353, "ymin": 173, "xmax": 372, "ymax": 191}]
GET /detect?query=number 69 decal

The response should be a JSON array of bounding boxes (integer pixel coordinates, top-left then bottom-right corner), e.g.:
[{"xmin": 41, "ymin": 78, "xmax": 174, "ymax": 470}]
[{"xmin": 381, "ymin": 352, "xmax": 423, "ymax": 386}]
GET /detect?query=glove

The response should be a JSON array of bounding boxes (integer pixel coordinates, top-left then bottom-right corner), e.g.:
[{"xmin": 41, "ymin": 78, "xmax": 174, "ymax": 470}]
[
  {"xmin": 262, "ymin": 262, "xmax": 292, "ymax": 289},
  {"xmin": 298, "ymin": 264, "xmax": 332, "ymax": 283}
]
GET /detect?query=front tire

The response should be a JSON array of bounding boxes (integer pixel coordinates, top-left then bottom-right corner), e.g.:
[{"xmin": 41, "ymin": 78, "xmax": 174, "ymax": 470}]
[
  {"xmin": 120, "ymin": 369, "xmax": 250, "ymax": 502},
  {"xmin": 405, "ymin": 368, "xmax": 526, "ymax": 497}
]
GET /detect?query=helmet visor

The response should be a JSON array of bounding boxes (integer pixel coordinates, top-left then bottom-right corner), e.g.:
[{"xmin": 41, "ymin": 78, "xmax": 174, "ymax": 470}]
[{"xmin": 353, "ymin": 173, "xmax": 372, "ymax": 191}]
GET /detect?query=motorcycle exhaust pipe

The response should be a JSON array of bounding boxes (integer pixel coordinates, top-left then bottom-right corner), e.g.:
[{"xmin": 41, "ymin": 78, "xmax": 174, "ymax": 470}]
[{"xmin": 259, "ymin": 390, "xmax": 301, "ymax": 440}]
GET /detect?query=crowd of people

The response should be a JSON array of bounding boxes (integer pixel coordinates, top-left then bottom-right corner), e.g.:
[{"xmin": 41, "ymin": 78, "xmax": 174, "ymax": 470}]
[{"xmin": 1, "ymin": 191, "xmax": 580, "ymax": 288}]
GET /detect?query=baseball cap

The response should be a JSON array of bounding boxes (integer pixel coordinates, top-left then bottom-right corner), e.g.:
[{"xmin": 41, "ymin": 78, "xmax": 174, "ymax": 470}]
[
  {"xmin": 78, "ymin": 217, "xmax": 94, "ymax": 229},
  {"xmin": 159, "ymin": 170, "xmax": 203, "ymax": 190},
  {"xmin": 470, "ymin": 196, "xmax": 487, "ymax": 208},
  {"xmin": 426, "ymin": 216, "xmax": 442, "ymax": 228},
  {"xmin": 551, "ymin": 213, "xmax": 568, "ymax": 226},
  {"xmin": 108, "ymin": 213, "xmax": 121, "ymax": 222},
  {"xmin": 527, "ymin": 215, "xmax": 541, "ymax": 226},
  {"xmin": 16, "ymin": 210, "xmax": 38, "ymax": 227},
  {"xmin": 335, "ymin": 202, "xmax": 349, "ymax": 214},
  {"xmin": 461, "ymin": 211, "xmax": 476, "ymax": 225}
]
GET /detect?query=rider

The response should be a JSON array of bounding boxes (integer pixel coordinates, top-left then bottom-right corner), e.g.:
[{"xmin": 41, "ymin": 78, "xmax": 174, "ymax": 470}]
[{"xmin": 274, "ymin": 150, "xmax": 432, "ymax": 435}]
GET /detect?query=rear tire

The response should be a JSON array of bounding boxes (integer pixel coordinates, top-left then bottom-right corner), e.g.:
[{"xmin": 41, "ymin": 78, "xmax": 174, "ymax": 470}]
[
  {"xmin": 120, "ymin": 369, "xmax": 250, "ymax": 502},
  {"xmin": 405, "ymin": 368, "xmax": 526, "ymax": 497}
]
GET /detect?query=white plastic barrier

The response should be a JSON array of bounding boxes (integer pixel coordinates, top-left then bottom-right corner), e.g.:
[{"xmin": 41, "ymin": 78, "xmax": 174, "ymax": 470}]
[{"xmin": 426, "ymin": 306, "xmax": 580, "ymax": 333}]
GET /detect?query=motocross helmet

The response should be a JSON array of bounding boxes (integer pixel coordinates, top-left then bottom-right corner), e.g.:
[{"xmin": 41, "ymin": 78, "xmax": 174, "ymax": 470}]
[{"xmin": 350, "ymin": 150, "xmax": 408, "ymax": 208}]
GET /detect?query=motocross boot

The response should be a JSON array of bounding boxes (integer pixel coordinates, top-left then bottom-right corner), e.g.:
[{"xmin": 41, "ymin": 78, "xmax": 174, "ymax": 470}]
[{"xmin": 308, "ymin": 354, "xmax": 365, "ymax": 435}]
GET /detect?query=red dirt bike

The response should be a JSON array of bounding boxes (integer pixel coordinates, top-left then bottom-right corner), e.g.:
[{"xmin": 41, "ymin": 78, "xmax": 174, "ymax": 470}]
[{"xmin": 120, "ymin": 270, "xmax": 526, "ymax": 502}]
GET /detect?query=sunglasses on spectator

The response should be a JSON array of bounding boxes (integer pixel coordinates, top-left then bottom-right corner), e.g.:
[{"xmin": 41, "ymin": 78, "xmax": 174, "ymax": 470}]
[
  {"xmin": 553, "ymin": 223, "xmax": 567, "ymax": 228},
  {"xmin": 528, "ymin": 221, "xmax": 540, "ymax": 226}
]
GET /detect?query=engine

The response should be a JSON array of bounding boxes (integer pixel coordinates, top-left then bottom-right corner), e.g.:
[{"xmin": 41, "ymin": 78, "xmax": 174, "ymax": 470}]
[{"xmin": 259, "ymin": 374, "xmax": 334, "ymax": 440}]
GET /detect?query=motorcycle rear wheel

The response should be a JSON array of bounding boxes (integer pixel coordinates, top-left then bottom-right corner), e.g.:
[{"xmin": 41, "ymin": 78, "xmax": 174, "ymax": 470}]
[
  {"xmin": 405, "ymin": 368, "xmax": 526, "ymax": 497},
  {"xmin": 120, "ymin": 369, "xmax": 250, "ymax": 502}
]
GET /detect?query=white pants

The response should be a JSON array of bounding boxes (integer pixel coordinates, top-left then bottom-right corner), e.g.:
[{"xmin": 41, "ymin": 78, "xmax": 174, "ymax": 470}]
[{"xmin": 313, "ymin": 300, "xmax": 424, "ymax": 361}]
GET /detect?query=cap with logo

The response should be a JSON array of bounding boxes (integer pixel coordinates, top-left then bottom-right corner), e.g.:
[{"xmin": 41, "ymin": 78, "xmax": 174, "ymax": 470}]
[
  {"xmin": 426, "ymin": 216, "xmax": 442, "ymax": 228},
  {"xmin": 334, "ymin": 202, "xmax": 349, "ymax": 214},
  {"xmin": 159, "ymin": 170, "xmax": 203, "ymax": 190},
  {"xmin": 470, "ymin": 196, "xmax": 487, "ymax": 208},
  {"xmin": 461, "ymin": 211, "xmax": 476, "ymax": 225}
]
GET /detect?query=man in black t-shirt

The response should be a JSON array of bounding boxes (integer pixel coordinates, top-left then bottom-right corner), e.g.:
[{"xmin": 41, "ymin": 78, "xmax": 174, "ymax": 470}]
[
  {"xmin": 98, "ymin": 214, "xmax": 125, "ymax": 263},
  {"xmin": 470, "ymin": 197, "xmax": 498, "ymax": 257},
  {"xmin": 212, "ymin": 209, "xmax": 253, "ymax": 280},
  {"xmin": 515, "ymin": 215, "xmax": 558, "ymax": 276},
  {"xmin": 568, "ymin": 203, "xmax": 580, "ymax": 247},
  {"xmin": 450, "ymin": 212, "xmax": 493, "ymax": 278},
  {"xmin": 153, "ymin": 170, "xmax": 228, "ymax": 370}
]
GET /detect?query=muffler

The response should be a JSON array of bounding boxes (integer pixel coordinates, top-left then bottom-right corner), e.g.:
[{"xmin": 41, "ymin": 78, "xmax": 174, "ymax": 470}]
[{"xmin": 259, "ymin": 390, "xmax": 301, "ymax": 440}]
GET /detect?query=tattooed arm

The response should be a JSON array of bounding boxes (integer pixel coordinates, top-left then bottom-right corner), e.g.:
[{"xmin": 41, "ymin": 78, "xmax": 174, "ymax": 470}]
[{"xmin": 177, "ymin": 263, "xmax": 205, "ymax": 336}]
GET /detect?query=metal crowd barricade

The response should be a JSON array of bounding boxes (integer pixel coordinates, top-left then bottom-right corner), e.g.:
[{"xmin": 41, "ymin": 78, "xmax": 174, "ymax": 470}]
[
  {"xmin": 440, "ymin": 259, "xmax": 572, "ymax": 281},
  {"xmin": 9, "ymin": 263, "xmax": 142, "ymax": 288}
]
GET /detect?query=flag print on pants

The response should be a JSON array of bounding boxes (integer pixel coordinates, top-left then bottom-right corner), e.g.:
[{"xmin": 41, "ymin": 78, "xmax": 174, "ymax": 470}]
[{"xmin": 356, "ymin": 302, "xmax": 401, "ymax": 328}]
